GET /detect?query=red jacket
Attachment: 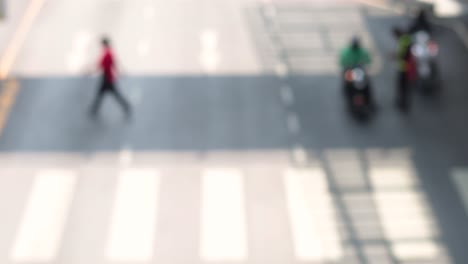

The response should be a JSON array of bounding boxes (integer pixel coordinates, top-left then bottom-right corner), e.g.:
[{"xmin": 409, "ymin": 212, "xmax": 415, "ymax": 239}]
[{"xmin": 100, "ymin": 48, "xmax": 116, "ymax": 82}]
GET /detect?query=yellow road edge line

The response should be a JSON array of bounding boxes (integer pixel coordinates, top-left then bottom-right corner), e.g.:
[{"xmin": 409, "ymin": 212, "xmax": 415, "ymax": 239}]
[
  {"xmin": 0, "ymin": 79, "xmax": 19, "ymax": 136},
  {"xmin": 0, "ymin": 0, "xmax": 47, "ymax": 79},
  {"xmin": 0, "ymin": 0, "xmax": 46, "ymax": 138}
]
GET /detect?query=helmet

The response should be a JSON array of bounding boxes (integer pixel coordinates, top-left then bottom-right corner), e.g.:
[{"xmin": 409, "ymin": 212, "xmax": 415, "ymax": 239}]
[{"xmin": 351, "ymin": 36, "xmax": 361, "ymax": 50}]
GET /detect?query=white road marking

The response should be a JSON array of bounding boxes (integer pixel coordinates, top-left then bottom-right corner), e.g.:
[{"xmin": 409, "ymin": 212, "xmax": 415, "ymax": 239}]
[
  {"xmin": 392, "ymin": 241, "xmax": 440, "ymax": 261},
  {"xmin": 284, "ymin": 168, "xmax": 342, "ymax": 261},
  {"xmin": 287, "ymin": 113, "xmax": 301, "ymax": 135},
  {"xmin": 200, "ymin": 168, "xmax": 247, "ymax": 261},
  {"xmin": 67, "ymin": 31, "xmax": 93, "ymax": 74},
  {"xmin": 280, "ymin": 85, "xmax": 294, "ymax": 106},
  {"xmin": 10, "ymin": 169, "xmax": 77, "ymax": 262},
  {"xmin": 434, "ymin": 0, "xmax": 464, "ymax": 17},
  {"xmin": 292, "ymin": 145, "xmax": 307, "ymax": 166},
  {"xmin": 200, "ymin": 30, "xmax": 220, "ymax": 73},
  {"xmin": 275, "ymin": 63, "xmax": 288, "ymax": 78},
  {"xmin": 357, "ymin": 0, "xmax": 404, "ymax": 15},
  {"xmin": 106, "ymin": 169, "xmax": 159, "ymax": 261},
  {"xmin": 371, "ymin": 166, "xmax": 440, "ymax": 261},
  {"xmin": 118, "ymin": 148, "xmax": 133, "ymax": 167}
]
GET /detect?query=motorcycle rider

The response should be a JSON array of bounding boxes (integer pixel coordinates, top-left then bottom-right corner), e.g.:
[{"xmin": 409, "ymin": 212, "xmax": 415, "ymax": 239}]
[
  {"xmin": 409, "ymin": 8, "xmax": 431, "ymax": 34},
  {"xmin": 339, "ymin": 36, "xmax": 374, "ymax": 108},
  {"xmin": 392, "ymin": 27, "xmax": 414, "ymax": 110}
]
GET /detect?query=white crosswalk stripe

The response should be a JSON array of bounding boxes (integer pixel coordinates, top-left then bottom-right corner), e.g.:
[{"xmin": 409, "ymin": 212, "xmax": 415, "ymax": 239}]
[
  {"xmin": 105, "ymin": 169, "xmax": 159, "ymax": 262},
  {"xmin": 10, "ymin": 169, "xmax": 77, "ymax": 262},
  {"xmin": 200, "ymin": 168, "xmax": 247, "ymax": 261},
  {"xmin": 0, "ymin": 153, "xmax": 453, "ymax": 263},
  {"xmin": 284, "ymin": 168, "xmax": 342, "ymax": 261}
]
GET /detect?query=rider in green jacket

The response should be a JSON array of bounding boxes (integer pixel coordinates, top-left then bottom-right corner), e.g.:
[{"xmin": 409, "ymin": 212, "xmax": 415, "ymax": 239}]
[
  {"xmin": 340, "ymin": 37, "xmax": 371, "ymax": 69},
  {"xmin": 339, "ymin": 37, "xmax": 374, "ymax": 108}
]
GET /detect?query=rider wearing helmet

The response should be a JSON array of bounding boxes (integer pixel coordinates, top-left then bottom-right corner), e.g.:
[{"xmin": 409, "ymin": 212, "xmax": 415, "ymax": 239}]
[
  {"xmin": 339, "ymin": 36, "xmax": 374, "ymax": 107},
  {"xmin": 409, "ymin": 8, "xmax": 431, "ymax": 34},
  {"xmin": 340, "ymin": 36, "xmax": 371, "ymax": 69}
]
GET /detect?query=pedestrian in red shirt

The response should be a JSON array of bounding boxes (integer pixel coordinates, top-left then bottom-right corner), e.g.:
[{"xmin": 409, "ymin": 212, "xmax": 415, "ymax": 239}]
[{"xmin": 90, "ymin": 37, "xmax": 131, "ymax": 116}]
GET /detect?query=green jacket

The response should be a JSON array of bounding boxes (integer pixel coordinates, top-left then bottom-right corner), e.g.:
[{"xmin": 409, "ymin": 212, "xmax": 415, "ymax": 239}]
[
  {"xmin": 339, "ymin": 47, "xmax": 371, "ymax": 68},
  {"xmin": 396, "ymin": 34, "xmax": 412, "ymax": 71}
]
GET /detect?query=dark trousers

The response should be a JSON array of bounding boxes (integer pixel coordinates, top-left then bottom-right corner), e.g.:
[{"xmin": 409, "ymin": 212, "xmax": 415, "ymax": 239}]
[
  {"xmin": 91, "ymin": 77, "xmax": 130, "ymax": 115},
  {"xmin": 397, "ymin": 71, "xmax": 410, "ymax": 109}
]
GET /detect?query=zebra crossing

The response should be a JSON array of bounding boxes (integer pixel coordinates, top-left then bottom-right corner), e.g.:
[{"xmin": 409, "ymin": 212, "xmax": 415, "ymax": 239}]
[
  {"xmin": 0, "ymin": 150, "xmax": 453, "ymax": 263},
  {"xmin": 247, "ymin": 2, "xmax": 382, "ymax": 75}
]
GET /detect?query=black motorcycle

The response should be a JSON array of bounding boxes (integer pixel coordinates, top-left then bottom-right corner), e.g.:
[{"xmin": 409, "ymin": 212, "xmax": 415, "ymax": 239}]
[
  {"xmin": 411, "ymin": 30, "xmax": 440, "ymax": 93},
  {"xmin": 344, "ymin": 66, "xmax": 373, "ymax": 116}
]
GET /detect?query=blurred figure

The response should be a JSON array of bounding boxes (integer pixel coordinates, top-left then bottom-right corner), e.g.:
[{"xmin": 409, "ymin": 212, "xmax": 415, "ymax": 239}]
[
  {"xmin": 408, "ymin": 8, "xmax": 440, "ymax": 93},
  {"xmin": 339, "ymin": 36, "xmax": 375, "ymax": 110},
  {"xmin": 392, "ymin": 27, "xmax": 413, "ymax": 111},
  {"xmin": 409, "ymin": 9, "xmax": 431, "ymax": 34},
  {"xmin": 90, "ymin": 37, "xmax": 131, "ymax": 116}
]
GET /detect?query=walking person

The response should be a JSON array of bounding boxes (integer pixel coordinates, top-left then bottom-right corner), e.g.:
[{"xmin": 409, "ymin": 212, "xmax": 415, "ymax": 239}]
[
  {"xmin": 392, "ymin": 27, "xmax": 413, "ymax": 111},
  {"xmin": 90, "ymin": 37, "xmax": 131, "ymax": 116}
]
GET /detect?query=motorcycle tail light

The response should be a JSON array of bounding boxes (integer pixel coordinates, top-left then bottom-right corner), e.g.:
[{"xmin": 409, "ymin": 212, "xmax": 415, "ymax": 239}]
[
  {"xmin": 345, "ymin": 70, "xmax": 354, "ymax": 81},
  {"xmin": 353, "ymin": 95, "xmax": 364, "ymax": 106},
  {"xmin": 428, "ymin": 41, "xmax": 439, "ymax": 56}
]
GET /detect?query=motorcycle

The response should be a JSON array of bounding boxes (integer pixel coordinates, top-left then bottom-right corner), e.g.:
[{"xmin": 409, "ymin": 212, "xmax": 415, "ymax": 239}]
[
  {"xmin": 411, "ymin": 30, "xmax": 440, "ymax": 93},
  {"xmin": 344, "ymin": 66, "xmax": 372, "ymax": 116}
]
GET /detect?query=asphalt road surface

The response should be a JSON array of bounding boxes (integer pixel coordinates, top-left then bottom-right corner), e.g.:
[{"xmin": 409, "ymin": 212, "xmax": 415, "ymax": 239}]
[{"xmin": 1, "ymin": 0, "xmax": 468, "ymax": 263}]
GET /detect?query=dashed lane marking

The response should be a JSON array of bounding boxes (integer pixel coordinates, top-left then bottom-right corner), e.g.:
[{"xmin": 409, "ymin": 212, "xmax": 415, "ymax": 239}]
[
  {"xmin": 292, "ymin": 145, "xmax": 308, "ymax": 166},
  {"xmin": 280, "ymin": 85, "xmax": 294, "ymax": 106},
  {"xmin": 287, "ymin": 113, "xmax": 301, "ymax": 135}
]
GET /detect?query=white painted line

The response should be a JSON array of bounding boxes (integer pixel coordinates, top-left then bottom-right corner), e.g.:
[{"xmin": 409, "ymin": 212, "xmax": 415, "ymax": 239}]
[
  {"xmin": 369, "ymin": 161, "xmax": 443, "ymax": 261},
  {"xmin": 200, "ymin": 168, "xmax": 247, "ymax": 261},
  {"xmin": 292, "ymin": 145, "xmax": 307, "ymax": 166},
  {"xmin": 200, "ymin": 30, "xmax": 220, "ymax": 73},
  {"xmin": 118, "ymin": 149, "xmax": 133, "ymax": 167},
  {"xmin": 106, "ymin": 169, "xmax": 159, "ymax": 261},
  {"xmin": 452, "ymin": 169, "xmax": 468, "ymax": 217},
  {"xmin": 434, "ymin": 0, "xmax": 464, "ymax": 17},
  {"xmin": 275, "ymin": 63, "xmax": 288, "ymax": 78},
  {"xmin": 357, "ymin": 0, "xmax": 404, "ymax": 15},
  {"xmin": 280, "ymin": 85, "xmax": 294, "ymax": 106},
  {"xmin": 287, "ymin": 113, "xmax": 301, "ymax": 135},
  {"xmin": 392, "ymin": 240, "xmax": 439, "ymax": 261},
  {"xmin": 11, "ymin": 169, "xmax": 77, "ymax": 262},
  {"xmin": 371, "ymin": 166, "xmax": 436, "ymax": 241},
  {"xmin": 369, "ymin": 167, "xmax": 417, "ymax": 190},
  {"xmin": 67, "ymin": 30, "xmax": 93, "ymax": 74},
  {"xmin": 284, "ymin": 168, "xmax": 342, "ymax": 261}
]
